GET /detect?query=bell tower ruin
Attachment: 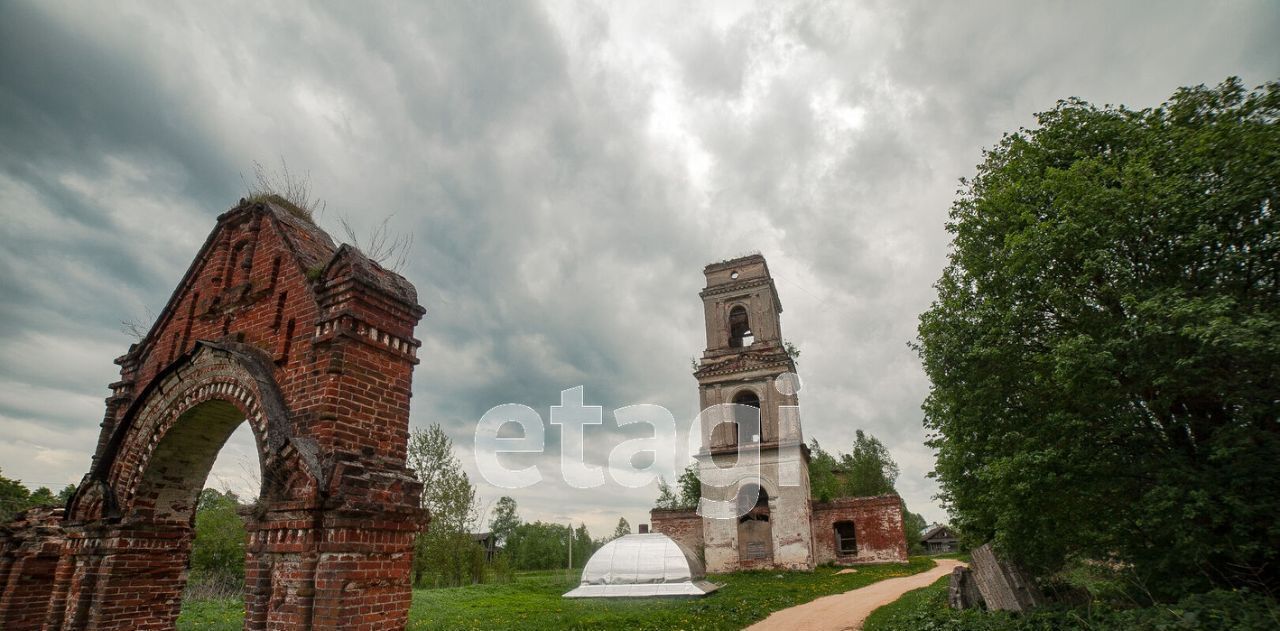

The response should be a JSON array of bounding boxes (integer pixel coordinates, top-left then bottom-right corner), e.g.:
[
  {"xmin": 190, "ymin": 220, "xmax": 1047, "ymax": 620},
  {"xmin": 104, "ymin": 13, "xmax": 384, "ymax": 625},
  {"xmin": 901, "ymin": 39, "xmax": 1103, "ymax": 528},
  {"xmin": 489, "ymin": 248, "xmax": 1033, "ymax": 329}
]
[{"xmin": 693, "ymin": 254, "xmax": 814, "ymax": 571}]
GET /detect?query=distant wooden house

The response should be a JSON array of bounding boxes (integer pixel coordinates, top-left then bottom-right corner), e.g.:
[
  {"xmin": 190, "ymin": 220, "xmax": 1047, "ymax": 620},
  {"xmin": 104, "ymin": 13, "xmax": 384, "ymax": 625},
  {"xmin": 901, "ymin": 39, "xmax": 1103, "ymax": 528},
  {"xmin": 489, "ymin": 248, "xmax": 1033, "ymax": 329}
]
[
  {"xmin": 920, "ymin": 524, "xmax": 959, "ymax": 554},
  {"xmin": 470, "ymin": 531, "xmax": 500, "ymax": 561}
]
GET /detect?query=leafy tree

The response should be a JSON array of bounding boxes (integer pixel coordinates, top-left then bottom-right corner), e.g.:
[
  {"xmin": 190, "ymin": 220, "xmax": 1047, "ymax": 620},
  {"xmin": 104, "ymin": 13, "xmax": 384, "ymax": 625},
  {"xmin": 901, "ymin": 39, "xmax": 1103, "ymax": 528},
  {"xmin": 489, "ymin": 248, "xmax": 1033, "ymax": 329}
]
[
  {"xmin": 0, "ymin": 468, "xmax": 31, "ymax": 523},
  {"xmin": 503, "ymin": 521, "xmax": 598, "ymax": 570},
  {"xmin": 572, "ymin": 523, "xmax": 595, "ymax": 568},
  {"xmin": 0, "ymin": 470, "xmax": 76, "ymax": 522},
  {"xmin": 408, "ymin": 424, "xmax": 478, "ymax": 533},
  {"xmin": 489, "ymin": 496, "xmax": 520, "ymax": 547},
  {"xmin": 26, "ymin": 486, "xmax": 55, "ymax": 508},
  {"xmin": 56, "ymin": 484, "xmax": 77, "ymax": 506},
  {"xmin": 900, "ymin": 507, "xmax": 929, "ymax": 555},
  {"xmin": 916, "ymin": 78, "xmax": 1280, "ymax": 597},
  {"xmin": 807, "ymin": 440, "xmax": 841, "ymax": 502},
  {"xmin": 840, "ymin": 430, "xmax": 899, "ymax": 497},
  {"xmin": 506, "ymin": 521, "xmax": 571, "ymax": 570},
  {"xmin": 190, "ymin": 489, "xmax": 246, "ymax": 583},
  {"xmin": 653, "ymin": 476, "xmax": 680, "ymax": 509},
  {"xmin": 808, "ymin": 432, "xmax": 900, "ymax": 499},
  {"xmin": 407, "ymin": 424, "xmax": 481, "ymax": 587},
  {"xmin": 612, "ymin": 517, "xmax": 631, "ymax": 539},
  {"xmin": 676, "ymin": 463, "xmax": 701, "ymax": 509}
]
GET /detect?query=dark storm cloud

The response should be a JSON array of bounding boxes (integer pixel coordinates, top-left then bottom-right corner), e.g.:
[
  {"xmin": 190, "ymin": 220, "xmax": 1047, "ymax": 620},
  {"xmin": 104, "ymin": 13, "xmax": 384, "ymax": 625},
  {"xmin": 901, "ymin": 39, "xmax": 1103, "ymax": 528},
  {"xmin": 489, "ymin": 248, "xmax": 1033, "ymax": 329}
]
[{"xmin": 1, "ymin": 0, "xmax": 1276, "ymax": 533}]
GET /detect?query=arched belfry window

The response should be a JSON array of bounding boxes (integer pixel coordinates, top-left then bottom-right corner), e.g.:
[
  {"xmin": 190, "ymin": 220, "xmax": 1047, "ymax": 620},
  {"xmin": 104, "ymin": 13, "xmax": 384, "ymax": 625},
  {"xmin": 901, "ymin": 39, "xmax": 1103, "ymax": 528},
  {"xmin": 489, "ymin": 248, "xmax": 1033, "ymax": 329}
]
[
  {"xmin": 835, "ymin": 521, "xmax": 857, "ymax": 555},
  {"xmin": 729, "ymin": 305, "xmax": 753, "ymax": 347},
  {"xmin": 733, "ymin": 390, "xmax": 761, "ymax": 443}
]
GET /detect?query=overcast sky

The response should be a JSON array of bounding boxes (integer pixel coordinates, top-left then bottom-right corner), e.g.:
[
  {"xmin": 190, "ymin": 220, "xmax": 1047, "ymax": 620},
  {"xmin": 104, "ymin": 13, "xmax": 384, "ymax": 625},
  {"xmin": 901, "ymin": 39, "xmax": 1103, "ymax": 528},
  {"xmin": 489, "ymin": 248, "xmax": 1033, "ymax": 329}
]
[{"xmin": 1, "ymin": 1, "xmax": 1276, "ymax": 538}]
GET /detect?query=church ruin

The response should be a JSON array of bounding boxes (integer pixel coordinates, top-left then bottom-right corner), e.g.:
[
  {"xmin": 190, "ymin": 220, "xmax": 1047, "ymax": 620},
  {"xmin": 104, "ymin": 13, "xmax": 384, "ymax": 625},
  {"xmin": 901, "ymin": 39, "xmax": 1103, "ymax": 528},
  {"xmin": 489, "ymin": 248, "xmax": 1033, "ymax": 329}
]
[
  {"xmin": 651, "ymin": 255, "xmax": 908, "ymax": 571},
  {"xmin": 0, "ymin": 198, "xmax": 427, "ymax": 630}
]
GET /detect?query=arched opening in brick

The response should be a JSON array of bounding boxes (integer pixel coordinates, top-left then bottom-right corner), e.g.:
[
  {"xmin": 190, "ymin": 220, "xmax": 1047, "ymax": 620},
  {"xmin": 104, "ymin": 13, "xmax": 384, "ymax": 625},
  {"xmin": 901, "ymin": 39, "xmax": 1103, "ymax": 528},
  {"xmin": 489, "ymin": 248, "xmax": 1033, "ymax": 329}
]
[
  {"xmin": 133, "ymin": 400, "xmax": 261, "ymax": 523},
  {"xmin": 125, "ymin": 396, "xmax": 268, "ymax": 627},
  {"xmin": 728, "ymin": 305, "xmax": 753, "ymax": 347},
  {"xmin": 207, "ymin": 423, "xmax": 264, "ymax": 502},
  {"xmin": 736, "ymin": 485, "xmax": 773, "ymax": 563},
  {"xmin": 732, "ymin": 390, "xmax": 761, "ymax": 444}
]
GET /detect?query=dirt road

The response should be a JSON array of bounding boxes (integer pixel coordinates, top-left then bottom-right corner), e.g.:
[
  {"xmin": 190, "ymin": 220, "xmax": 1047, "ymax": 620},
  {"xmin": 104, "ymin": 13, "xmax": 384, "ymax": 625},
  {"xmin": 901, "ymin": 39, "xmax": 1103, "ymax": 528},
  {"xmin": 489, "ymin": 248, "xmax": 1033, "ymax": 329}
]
[{"xmin": 745, "ymin": 559, "xmax": 964, "ymax": 631}]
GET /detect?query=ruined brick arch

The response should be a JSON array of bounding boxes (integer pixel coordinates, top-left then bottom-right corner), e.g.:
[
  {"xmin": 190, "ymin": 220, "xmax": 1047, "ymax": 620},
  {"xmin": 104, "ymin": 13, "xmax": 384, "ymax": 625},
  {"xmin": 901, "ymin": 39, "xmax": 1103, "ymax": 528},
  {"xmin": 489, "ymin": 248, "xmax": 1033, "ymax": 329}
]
[
  {"xmin": 0, "ymin": 199, "xmax": 428, "ymax": 631},
  {"xmin": 74, "ymin": 341, "xmax": 306, "ymax": 527}
]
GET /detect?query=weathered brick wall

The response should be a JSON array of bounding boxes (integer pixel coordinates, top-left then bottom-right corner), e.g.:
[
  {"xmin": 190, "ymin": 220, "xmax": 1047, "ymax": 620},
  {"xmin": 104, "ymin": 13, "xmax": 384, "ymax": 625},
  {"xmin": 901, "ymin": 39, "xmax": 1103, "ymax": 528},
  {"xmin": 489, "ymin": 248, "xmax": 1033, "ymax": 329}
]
[
  {"xmin": 0, "ymin": 198, "xmax": 428, "ymax": 631},
  {"xmin": 649, "ymin": 509, "xmax": 704, "ymax": 564},
  {"xmin": 810, "ymin": 495, "xmax": 908, "ymax": 564},
  {"xmin": 0, "ymin": 508, "xmax": 65, "ymax": 631}
]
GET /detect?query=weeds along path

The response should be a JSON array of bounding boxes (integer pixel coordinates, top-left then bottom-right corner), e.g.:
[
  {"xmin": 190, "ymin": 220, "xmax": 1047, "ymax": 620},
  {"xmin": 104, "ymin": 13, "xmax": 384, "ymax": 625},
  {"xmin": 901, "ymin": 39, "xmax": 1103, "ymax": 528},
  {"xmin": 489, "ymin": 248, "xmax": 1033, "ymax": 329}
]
[{"xmin": 745, "ymin": 559, "xmax": 965, "ymax": 631}]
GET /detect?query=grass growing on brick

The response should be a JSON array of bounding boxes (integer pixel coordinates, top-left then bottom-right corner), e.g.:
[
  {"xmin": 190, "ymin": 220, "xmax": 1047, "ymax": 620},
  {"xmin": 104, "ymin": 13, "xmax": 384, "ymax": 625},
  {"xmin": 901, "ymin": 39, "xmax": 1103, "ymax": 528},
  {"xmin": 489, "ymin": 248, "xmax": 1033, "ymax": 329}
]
[{"xmin": 178, "ymin": 558, "xmax": 935, "ymax": 630}]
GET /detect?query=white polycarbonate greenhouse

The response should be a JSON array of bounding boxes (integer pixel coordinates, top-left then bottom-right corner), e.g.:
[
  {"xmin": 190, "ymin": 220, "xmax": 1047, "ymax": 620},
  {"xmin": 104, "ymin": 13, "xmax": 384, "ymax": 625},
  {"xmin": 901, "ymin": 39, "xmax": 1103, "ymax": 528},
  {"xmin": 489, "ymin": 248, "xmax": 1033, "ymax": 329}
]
[{"xmin": 562, "ymin": 533, "xmax": 721, "ymax": 598}]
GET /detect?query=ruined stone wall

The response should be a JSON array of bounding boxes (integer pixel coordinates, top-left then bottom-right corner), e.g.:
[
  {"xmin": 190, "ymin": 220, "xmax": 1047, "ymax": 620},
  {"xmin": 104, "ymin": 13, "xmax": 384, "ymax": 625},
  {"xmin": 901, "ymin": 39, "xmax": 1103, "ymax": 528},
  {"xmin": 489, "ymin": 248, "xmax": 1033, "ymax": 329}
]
[
  {"xmin": 649, "ymin": 509, "xmax": 704, "ymax": 563},
  {"xmin": 810, "ymin": 495, "xmax": 908, "ymax": 565}
]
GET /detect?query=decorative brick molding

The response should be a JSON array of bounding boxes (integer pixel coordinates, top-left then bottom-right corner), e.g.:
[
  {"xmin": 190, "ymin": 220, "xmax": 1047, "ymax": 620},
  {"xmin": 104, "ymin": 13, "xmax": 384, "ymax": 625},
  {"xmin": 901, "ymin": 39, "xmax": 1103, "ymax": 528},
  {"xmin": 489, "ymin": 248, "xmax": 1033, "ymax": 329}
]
[{"xmin": 0, "ymin": 199, "xmax": 427, "ymax": 630}]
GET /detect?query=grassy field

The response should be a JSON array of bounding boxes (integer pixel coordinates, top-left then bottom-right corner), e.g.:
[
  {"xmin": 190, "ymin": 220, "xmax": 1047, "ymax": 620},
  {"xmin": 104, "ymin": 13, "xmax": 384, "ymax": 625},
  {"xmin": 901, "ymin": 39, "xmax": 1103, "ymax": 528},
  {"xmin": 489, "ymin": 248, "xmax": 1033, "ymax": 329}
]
[
  {"xmin": 178, "ymin": 558, "xmax": 935, "ymax": 630},
  {"xmin": 860, "ymin": 574, "xmax": 947, "ymax": 631},
  {"xmin": 859, "ymin": 569, "xmax": 1280, "ymax": 631}
]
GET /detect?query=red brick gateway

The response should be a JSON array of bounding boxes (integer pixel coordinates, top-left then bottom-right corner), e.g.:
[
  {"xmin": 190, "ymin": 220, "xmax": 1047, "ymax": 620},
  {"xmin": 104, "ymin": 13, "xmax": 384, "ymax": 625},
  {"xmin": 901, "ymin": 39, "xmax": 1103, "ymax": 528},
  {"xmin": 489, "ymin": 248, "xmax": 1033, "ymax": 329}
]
[{"xmin": 0, "ymin": 199, "xmax": 427, "ymax": 630}]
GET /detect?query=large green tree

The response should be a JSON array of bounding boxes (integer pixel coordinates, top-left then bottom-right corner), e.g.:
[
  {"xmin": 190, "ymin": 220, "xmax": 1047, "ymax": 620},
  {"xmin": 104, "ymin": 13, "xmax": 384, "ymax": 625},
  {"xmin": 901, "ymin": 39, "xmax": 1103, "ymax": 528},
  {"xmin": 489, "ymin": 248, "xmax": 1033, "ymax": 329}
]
[
  {"xmin": 407, "ymin": 424, "xmax": 482, "ymax": 587},
  {"xmin": 808, "ymin": 432, "xmax": 900, "ymax": 501},
  {"xmin": 917, "ymin": 78, "xmax": 1279, "ymax": 596},
  {"xmin": 612, "ymin": 517, "xmax": 631, "ymax": 539},
  {"xmin": 0, "ymin": 468, "xmax": 31, "ymax": 523},
  {"xmin": 505, "ymin": 521, "xmax": 597, "ymax": 570},
  {"xmin": 190, "ymin": 488, "xmax": 247, "ymax": 584},
  {"xmin": 488, "ymin": 496, "xmax": 520, "ymax": 547},
  {"xmin": 0, "ymin": 469, "xmax": 76, "ymax": 523}
]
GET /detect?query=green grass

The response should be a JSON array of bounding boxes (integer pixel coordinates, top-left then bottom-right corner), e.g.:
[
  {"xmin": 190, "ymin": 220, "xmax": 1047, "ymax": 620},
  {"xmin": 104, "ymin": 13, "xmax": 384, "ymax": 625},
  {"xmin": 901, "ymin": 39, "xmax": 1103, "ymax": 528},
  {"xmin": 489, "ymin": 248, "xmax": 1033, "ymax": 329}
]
[
  {"xmin": 860, "ymin": 573, "xmax": 1280, "ymax": 631},
  {"xmin": 178, "ymin": 558, "xmax": 936, "ymax": 630},
  {"xmin": 177, "ymin": 598, "xmax": 244, "ymax": 631},
  {"xmin": 861, "ymin": 574, "xmax": 948, "ymax": 631}
]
